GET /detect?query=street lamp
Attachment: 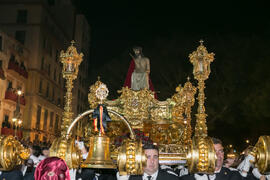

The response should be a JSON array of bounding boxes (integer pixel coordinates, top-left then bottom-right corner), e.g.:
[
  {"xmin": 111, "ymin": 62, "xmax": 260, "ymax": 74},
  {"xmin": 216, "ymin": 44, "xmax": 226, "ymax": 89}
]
[
  {"xmin": 17, "ymin": 89, "xmax": 22, "ymax": 96},
  {"xmin": 12, "ymin": 88, "xmax": 23, "ymax": 137}
]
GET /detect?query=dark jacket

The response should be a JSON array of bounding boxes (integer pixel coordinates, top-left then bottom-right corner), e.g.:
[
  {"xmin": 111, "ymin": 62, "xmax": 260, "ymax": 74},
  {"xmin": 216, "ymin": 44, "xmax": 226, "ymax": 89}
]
[
  {"xmin": 179, "ymin": 167, "xmax": 244, "ymax": 180},
  {"xmin": 129, "ymin": 169, "xmax": 180, "ymax": 180},
  {"xmin": 0, "ymin": 169, "xmax": 24, "ymax": 180}
]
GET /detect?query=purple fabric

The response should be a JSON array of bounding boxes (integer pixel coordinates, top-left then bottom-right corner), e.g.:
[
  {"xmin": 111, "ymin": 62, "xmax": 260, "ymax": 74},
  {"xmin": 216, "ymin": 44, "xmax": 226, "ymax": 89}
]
[{"xmin": 34, "ymin": 157, "xmax": 70, "ymax": 180}]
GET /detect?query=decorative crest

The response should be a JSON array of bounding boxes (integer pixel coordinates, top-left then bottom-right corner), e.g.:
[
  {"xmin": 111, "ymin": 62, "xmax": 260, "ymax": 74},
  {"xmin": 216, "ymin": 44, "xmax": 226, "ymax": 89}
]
[
  {"xmin": 95, "ymin": 83, "xmax": 109, "ymax": 103},
  {"xmin": 88, "ymin": 78, "xmax": 109, "ymax": 108}
]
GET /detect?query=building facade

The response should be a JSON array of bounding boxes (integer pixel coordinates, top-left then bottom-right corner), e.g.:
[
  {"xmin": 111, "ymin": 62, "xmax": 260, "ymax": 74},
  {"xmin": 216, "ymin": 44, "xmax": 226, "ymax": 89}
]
[
  {"xmin": 0, "ymin": 0, "xmax": 90, "ymax": 143},
  {"xmin": 0, "ymin": 30, "xmax": 28, "ymax": 138}
]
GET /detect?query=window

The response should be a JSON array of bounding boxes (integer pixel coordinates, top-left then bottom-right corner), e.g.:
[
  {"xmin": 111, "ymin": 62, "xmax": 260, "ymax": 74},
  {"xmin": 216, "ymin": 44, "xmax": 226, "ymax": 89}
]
[
  {"xmin": 49, "ymin": 112, "xmax": 54, "ymax": 127},
  {"xmin": 53, "ymin": 69, "xmax": 56, "ymax": 81},
  {"xmin": 55, "ymin": 114, "xmax": 59, "ymax": 132},
  {"xmin": 46, "ymin": 83, "xmax": 49, "ymax": 98},
  {"xmin": 10, "ymin": 54, "xmax": 15, "ymax": 62},
  {"xmin": 36, "ymin": 105, "xmax": 41, "ymax": 129},
  {"xmin": 2, "ymin": 115, "xmax": 11, "ymax": 128},
  {"xmin": 58, "ymin": 73, "xmax": 61, "ymax": 83},
  {"xmin": 48, "ymin": 64, "xmax": 51, "ymax": 76},
  {"xmin": 52, "ymin": 88, "xmax": 55, "ymax": 101},
  {"xmin": 15, "ymin": 31, "xmax": 26, "ymax": 44},
  {"xmin": 48, "ymin": 43, "xmax": 52, "ymax": 57},
  {"xmin": 57, "ymin": 98, "xmax": 61, "ymax": 106},
  {"xmin": 39, "ymin": 79, "xmax": 43, "ymax": 93},
  {"xmin": 43, "ymin": 38, "xmax": 46, "ymax": 48},
  {"xmin": 0, "ymin": 36, "xmax": 2, "ymax": 51},
  {"xmin": 55, "ymin": 49, "xmax": 58, "ymax": 62},
  {"xmin": 43, "ymin": 109, "xmax": 48, "ymax": 130},
  {"xmin": 16, "ymin": 10, "xmax": 28, "ymax": 24},
  {"xmin": 41, "ymin": 57, "xmax": 44, "ymax": 70},
  {"xmin": 7, "ymin": 80, "xmax": 13, "ymax": 90},
  {"xmin": 35, "ymin": 134, "xmax": 39, "ymax": 141}
]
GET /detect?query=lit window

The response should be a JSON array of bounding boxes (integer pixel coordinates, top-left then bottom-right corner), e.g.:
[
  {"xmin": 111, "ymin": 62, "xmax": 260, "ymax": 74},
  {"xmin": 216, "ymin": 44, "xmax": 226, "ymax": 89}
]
[
  {"xmin": 44, "ymin": 109, "xmax": 48, "ymax": 130},
  {"xmin": 36, "ymin": 105, "xmax": 42, "ymax": 129}
]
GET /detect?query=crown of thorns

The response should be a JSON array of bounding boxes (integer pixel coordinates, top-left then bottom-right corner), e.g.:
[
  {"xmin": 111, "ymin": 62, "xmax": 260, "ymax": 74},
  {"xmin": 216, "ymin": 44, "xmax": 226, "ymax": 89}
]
[{"xmin": 133, "ymin": 46, "xmax": 142, "ymax": 51}]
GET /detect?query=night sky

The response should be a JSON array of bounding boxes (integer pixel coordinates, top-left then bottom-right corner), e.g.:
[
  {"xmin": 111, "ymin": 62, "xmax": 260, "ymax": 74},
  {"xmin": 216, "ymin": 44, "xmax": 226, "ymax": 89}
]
[
  {"xmin": 74, "ymin": 0, "xmax": 269, "ymax": 63},
  {"xmin": 73, "ymin": 0, "xmax": 270, "ymax": 150}
]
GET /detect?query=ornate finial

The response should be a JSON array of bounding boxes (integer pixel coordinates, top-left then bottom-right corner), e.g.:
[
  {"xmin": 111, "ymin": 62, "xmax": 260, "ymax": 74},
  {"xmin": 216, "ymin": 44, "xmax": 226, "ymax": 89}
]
[
  {"xmin": 98, "ymin": 76, "xmax": 100, "ymax": 81},
  {"xmin": 88, "ymin": 78, "xmax": 109, "ymax": 108},
  {"xmin": 187, "ymin": 77, "xmax": 190, "ymax": 81},
  {"xmin": 95, "ymin": 83, "xmax": 109, "ymax": 103},
  {"xmin": 71, "ymin": 40, "xmax": 75, "ymax": 46},
  {"xmin": 199, "ymin": 39, "xmax": 204, "ymax": 45}
]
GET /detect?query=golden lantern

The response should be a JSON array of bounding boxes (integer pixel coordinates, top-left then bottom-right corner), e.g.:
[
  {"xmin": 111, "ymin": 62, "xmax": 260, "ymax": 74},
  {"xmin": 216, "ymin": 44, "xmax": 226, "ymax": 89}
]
[
  {"xmin": 189, "ymin": 40, "xmax": 214, "ymax": 138},
  {"xmin": 60, "ymin": 40, "xmax": 83, "ymax": 137},
  {"xmin": 50, "ymin": 41, "xmax": 83, "ymax": 169},
  {"xmin": 187, "ymin": 40, "xmax": 216, "ymax": 173}
]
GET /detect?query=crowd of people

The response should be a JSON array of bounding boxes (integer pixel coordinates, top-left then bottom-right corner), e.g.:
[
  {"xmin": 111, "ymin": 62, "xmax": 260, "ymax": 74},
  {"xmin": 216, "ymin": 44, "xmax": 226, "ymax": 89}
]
[{"xmin": 0, "ymin": 137, "xmax": 269, "ymax": 180}]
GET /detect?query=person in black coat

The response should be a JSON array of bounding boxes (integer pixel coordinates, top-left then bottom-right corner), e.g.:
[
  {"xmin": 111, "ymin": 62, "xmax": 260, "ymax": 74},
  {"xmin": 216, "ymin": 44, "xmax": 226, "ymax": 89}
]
[
  {"xmin": 128, "ymin": 169, "xmax": 180, "ymax": 180},
  {"xmin": 180, "ymin": 138, "xmax": 243, "ymax": 180},
  {"xmin": 118, "ymin": 143, "xmax": 180, "ymax": 180},
  {"xmin": 179, "ymin": 167, "xmax": 243, "ymax": 180},
  {"xmin": 0, "ymin": 169, "xmax": 24, "ymax": 180}
]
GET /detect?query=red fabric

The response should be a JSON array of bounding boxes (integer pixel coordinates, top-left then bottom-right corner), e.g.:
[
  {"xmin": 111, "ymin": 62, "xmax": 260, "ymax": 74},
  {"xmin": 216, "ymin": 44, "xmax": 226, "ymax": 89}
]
[
  {"xmin": 124, "ymin": 59, "xmax": 157, "ymax": 99},
  {"xmin": 34, "ymin": 157, "xmax": 70, "ymax": 180},
  {"xmin": 8, "ymin": 61, "xmax": 28, "ymax": 78},
  {"xmin": 4, "ymin": 90, "xmax": 26, "ymax": 105},
  {"xmin": 1, "ymin": 128, "xmax": 22, "ymax": 138},
  {"xmin": 5, "ymin": 90, "xmax": 17, "ymax": 102}
]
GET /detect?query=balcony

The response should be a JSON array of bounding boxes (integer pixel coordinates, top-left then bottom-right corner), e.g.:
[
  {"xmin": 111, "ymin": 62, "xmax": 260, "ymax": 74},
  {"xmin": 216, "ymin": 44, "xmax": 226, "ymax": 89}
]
[
  {"xmin": 1, "ymin": 127, "xmax": 22, "ymax": 138},
  {"xmin": 8, "ymin": 60, "xmax": 28, "ymax": 78},
  {"xmin": 5, "ymin": 89, "xmax": 26, "ymax": 105}
]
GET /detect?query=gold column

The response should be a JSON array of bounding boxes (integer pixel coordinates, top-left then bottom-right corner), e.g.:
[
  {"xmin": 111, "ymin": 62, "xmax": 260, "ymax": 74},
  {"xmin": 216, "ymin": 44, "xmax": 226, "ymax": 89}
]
[
  {"xmin": 189, "ymin": 40, "xmax": 214, "ymax": 137},
  {"xmin": 187, "ymin": 40, "xmax": 216, "ymax": 174},
  {"xmin": 60, "ymin": 40, "xmax": 83, "ymax": 137}
]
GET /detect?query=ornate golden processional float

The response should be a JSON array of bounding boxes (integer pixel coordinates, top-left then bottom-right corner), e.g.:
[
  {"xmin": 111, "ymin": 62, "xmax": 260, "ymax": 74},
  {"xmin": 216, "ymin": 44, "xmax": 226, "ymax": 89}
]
[{"xmin": 1, "ymin": 41, "xmax": 270, "ymax": 175}]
